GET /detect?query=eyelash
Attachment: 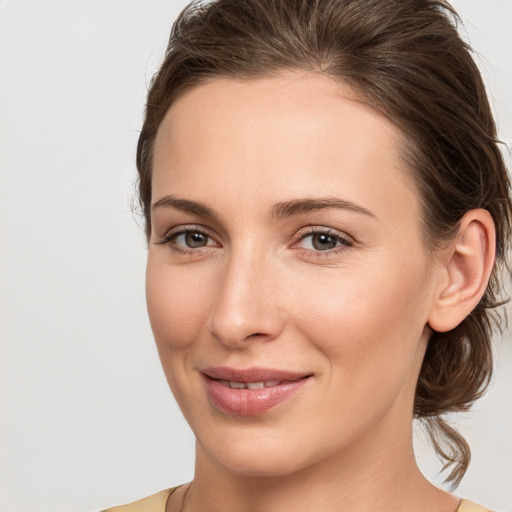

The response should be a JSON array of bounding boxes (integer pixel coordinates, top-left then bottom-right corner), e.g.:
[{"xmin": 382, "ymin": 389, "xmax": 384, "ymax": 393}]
[
  {"xmin": 294, "ymin": 227, "xmax": 353, "ymax": 257},
  {"xmin": 156, "ymin": 225, "xmax": 353, "ymax": 257},
  {"xmin": 156, "ymin": 225, "xmax": 218, "ymax": 256}
]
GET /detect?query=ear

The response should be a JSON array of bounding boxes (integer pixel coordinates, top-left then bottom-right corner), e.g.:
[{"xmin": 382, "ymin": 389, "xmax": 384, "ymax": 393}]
[{"xmin": 428, "ymin": 209, "xmax": 496, "ymax": 333}]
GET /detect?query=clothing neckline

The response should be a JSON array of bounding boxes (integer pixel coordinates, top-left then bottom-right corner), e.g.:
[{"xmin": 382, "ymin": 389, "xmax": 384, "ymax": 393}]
[{"xmin": 164, "ymin": 487, "xmax": 487, "ymax": 512}]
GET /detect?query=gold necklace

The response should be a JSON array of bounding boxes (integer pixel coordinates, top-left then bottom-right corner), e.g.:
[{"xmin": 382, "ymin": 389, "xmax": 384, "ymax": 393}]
[{"xmin": 178, "ymin": 483, "xmax": 191, "ymax": 512}]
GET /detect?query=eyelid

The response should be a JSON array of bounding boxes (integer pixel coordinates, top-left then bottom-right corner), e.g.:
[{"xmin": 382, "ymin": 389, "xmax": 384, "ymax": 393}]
[
  {"xmin": 292, "ymin": 226, "xmax": 354, "ymax": 252},
  {"xmin": 155, "ymin": 224, "xmax": 220, "ymax": 248},
  {"xmin": 154, "ymin": 224, "xmax": 353, "ymax": 256}
]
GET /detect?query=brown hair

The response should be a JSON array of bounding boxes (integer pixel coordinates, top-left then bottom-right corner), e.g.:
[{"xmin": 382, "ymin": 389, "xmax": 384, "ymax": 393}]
[{"xmin": 136, "ymin": 0, "xmax": 511, "ymax": 485}]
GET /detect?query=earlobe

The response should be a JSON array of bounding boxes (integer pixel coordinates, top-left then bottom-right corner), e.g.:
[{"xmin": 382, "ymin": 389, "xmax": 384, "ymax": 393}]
[{"xmin": 428, "ymin": 209, "xmax": 496, "ymax": 333}]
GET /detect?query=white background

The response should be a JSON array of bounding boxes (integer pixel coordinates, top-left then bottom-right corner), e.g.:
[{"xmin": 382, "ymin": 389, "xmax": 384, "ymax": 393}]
[{"xmin": 1, "ymin": 1, "xmax": 511, "ymax": 511}]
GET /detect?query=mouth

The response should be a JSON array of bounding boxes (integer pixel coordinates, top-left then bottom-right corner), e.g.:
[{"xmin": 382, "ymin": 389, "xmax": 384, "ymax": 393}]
[
  {"xmin": 215, "ymin": 379, "xmax": 292, "ymax": 390},
  {"xmin": 201, "ymin": 367, "xmax": 313, "ymax": 416}
]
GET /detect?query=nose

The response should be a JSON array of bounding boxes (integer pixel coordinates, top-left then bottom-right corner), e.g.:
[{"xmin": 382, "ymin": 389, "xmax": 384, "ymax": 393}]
[{"xmin": 208, "ymin": 250, "xmax": 285, "ymax": 348}]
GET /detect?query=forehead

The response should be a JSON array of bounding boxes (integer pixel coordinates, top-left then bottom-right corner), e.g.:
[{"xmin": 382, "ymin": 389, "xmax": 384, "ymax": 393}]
[
  {"xmin": 152, "ymin": 71, "xmax": 421, "ymax": 229},
  {"xmin": 155, "ymin": 72, "xmax": 403, "ymax": 165}
]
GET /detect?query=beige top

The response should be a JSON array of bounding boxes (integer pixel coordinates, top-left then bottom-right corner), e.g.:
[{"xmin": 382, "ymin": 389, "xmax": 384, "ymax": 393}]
[
  {"xmin": 101, "ymin": 487, "xmax": 495, "ymax": 512},
  {"xmin": 101, "ymin": 488, "xmax": 175, "ymax": 512}
]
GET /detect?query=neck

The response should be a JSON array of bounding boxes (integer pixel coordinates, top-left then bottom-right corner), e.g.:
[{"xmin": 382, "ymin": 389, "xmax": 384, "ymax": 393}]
[{"xmin": 183, "ymin": 420, "xmax": 456, "ymax": 512}]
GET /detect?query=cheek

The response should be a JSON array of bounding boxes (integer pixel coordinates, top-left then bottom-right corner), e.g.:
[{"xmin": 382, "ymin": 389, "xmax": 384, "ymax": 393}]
[
  {"xmin": 292, "ymin": 259, "xmax": 431, "ymax": 379},
  {"xmin": 145, "ymin": 258, "xmax": 217, "ymax": 414},
  {"xmin": 288, "ymin": 265, "xmax": 431, "ymax": 447},
  {"xmin": 145, "ymin": 258, "xmax": 213, "ymax": 351}
]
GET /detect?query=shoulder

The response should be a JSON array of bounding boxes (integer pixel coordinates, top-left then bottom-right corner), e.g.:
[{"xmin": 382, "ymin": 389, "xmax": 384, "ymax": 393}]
[
  {"xmin": 100, "ymin": 487, "xmax": 178, "ymax": 512},
  {"xmin": 457, "ymin": 499, "xmax": 495, "ymax": 512}
]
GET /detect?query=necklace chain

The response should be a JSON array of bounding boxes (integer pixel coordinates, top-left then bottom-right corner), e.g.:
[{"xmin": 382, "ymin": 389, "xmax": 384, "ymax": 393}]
[{"xmin": 178, "ymin": 483, "xmax": 191, "ymax": 512}]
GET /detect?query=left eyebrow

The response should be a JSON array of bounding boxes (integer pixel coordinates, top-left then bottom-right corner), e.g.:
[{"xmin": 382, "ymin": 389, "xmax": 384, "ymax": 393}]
[{"xmin": 270, "ymin": 197, "xmax": 376, "ymax": 219}]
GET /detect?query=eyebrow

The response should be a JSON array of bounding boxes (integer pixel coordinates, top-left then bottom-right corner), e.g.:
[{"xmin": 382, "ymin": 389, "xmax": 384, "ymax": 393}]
[
  {"xmin": 270, "ymin": 197, "xmax": 376, "ymax": 219},
  {"xmin": 151, "ymin": 195, "xmax": 376, "ymax": 220},
  {"xmin": 152, "ymin": 195, "xmax": 218, "ymax": 218}
]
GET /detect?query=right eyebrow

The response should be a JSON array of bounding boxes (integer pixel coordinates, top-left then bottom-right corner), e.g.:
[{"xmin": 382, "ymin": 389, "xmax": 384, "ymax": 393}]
[{"xmin": 151, "ymin": 195, "xmax": 218, "ymax": 218}]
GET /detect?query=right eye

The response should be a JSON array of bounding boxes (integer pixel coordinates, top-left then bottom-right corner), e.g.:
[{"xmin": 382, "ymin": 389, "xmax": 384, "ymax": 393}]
[
  {"xmin": 174, "ymin": 231, "xmax": 211, "ymax": 248},
  {"xmin": 156, "ymin": 226, "xmax": 220, "ymax": 254}
]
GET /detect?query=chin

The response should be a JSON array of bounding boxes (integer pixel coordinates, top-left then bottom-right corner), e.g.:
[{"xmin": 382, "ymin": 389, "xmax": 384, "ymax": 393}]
[
  {"xmin": 195, "ymin": 426, "xmax": 330, "ymax": 479},
  {"xmin": 208, "ymin": 449, "xmax": 308, "ymax": 478}
]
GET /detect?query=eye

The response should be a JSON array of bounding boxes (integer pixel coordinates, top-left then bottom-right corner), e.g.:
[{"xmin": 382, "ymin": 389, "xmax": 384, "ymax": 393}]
[
  {"xmin": 155, "ymin": 226, "xmax": 219, "ymax": 254},
  {"xmin": 175, "ymin": 231, "xmax": 211, "ymax": 249},
  {"xmin": 295, "ymin": 228, "xmax": 353, "ymax": 253}
]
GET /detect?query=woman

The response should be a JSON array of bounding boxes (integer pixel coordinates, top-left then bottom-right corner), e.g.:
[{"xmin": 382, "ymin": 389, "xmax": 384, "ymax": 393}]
[{"xmin": 104, "ymin": 0, "xmax": 511, "ymax": 511}]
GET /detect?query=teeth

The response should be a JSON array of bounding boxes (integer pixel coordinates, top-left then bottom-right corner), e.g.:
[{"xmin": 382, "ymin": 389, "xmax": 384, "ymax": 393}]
[
  {"xmin": 224, "ymin": 380, "xmax": 282, "ymax": 389},
  {"xmin": 246, "ymin": 381, "xmax": 265, "ymax": 389},
  {"xmin": 229, "ymin": 381, "xmax": 246, "ymax": 389}
]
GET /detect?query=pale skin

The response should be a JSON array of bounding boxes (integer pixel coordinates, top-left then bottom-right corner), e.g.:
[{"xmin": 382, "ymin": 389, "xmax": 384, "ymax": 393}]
[{"xmin": 146, "ymin": 71, "xmax": 495, "ymax": 512}]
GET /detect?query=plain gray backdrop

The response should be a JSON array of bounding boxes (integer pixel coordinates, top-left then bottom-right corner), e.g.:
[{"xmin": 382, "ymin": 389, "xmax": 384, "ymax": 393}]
[{"xmin": 1, "ymin": 1, "xmax": 511, "ymax": 511}]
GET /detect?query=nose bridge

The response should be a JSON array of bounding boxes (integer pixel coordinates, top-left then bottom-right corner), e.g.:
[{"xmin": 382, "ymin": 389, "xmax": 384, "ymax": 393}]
[{"xmin": 209, "ymin": 243, "xmax": 283, "ymax": 347}]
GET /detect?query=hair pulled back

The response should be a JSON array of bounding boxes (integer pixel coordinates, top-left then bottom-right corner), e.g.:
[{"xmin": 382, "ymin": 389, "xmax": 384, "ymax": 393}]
[{"xmin": 136, "ymin": 0, "xmax": 512, "ymax": 485}]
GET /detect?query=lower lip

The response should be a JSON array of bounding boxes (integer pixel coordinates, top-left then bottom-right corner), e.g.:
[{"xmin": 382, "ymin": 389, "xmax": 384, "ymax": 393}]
[{"xmin": 203, "ymin": 376, "xmax": 311, "ymax": 416}]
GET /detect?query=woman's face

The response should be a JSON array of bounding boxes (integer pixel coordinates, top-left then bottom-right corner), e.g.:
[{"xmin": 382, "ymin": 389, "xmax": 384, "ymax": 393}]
[{"xmin": 147, "ymin": 72, "xmax": 439, "ymax": 477}]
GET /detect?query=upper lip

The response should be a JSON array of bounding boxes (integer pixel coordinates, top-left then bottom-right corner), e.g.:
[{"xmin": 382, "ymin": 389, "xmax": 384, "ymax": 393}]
[{"xmin": 201, "ymin": 367, "xmax": 311, "ymax": 382}]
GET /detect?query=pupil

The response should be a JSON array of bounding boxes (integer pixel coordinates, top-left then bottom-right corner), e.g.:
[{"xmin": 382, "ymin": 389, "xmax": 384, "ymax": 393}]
[
  {"xmin": 313, "ymin": 233, "xmax": 336, "ymax": 250},
  {"xmin": 186, "ymin": 232, "xmax": 207, "ymax": 248}
]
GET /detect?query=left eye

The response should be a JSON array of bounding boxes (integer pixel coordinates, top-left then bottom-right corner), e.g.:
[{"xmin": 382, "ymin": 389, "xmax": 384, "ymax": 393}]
[{"xmin": 298, "ymin": 232, "xmax": 350, "ymax": 251}]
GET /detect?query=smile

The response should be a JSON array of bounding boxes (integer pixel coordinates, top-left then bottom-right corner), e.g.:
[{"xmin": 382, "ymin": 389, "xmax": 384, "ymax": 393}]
[
  {"xmin": 219, "ymin": 380, "xmax": 285, "ymax": 389},
  {"xmin": 201, "ymin": 367, "xmax": 312, "ymax": 416}
]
